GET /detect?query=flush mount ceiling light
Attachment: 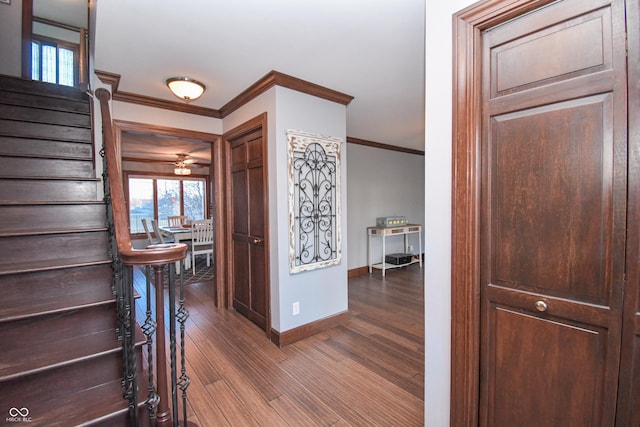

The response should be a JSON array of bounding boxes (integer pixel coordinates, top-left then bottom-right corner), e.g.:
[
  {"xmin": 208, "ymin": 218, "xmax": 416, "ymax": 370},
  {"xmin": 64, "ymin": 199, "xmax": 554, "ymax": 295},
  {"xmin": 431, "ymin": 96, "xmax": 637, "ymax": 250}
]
[{"xmin": 166, "ymin": 77, "xmax": 206, "ymax": 102}]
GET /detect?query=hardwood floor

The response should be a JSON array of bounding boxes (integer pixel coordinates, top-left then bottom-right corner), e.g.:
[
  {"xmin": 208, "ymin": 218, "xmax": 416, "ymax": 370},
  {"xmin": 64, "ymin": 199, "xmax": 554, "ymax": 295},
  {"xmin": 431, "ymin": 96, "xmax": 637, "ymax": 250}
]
[{"xmin": 134, "ymin": 263, "xmax": 424, "ymax": 426}]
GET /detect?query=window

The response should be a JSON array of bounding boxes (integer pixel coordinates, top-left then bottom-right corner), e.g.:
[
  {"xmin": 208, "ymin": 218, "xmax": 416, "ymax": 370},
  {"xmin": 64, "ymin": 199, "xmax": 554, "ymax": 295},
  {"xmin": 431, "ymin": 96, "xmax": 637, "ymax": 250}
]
[
  {"xmin": 31, "ymin": 37, "xmax": 78, "ymax": 87},
  {"xmin": 128, "ymin": 176, "xmax": 207, "ymax": 234}
]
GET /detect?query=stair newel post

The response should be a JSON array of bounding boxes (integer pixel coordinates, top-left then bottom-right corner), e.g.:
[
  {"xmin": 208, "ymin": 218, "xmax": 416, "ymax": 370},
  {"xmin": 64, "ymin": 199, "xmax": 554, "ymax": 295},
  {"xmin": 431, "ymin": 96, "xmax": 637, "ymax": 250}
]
[{"xmin": 153, "ymin": 264, "xmax": 172, "ymax": 427}]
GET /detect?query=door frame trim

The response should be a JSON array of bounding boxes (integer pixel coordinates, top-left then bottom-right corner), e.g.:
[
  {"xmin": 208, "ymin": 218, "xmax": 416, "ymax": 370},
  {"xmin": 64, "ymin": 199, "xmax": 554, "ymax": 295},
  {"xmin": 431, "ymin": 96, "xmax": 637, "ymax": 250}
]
[
  {"xmin": 450, "ymin": 0, "xmax": 559, "ymax": 425},
  {"xmin": 222, "ymin": 113, "xmax": 271, "ymax": 336}
]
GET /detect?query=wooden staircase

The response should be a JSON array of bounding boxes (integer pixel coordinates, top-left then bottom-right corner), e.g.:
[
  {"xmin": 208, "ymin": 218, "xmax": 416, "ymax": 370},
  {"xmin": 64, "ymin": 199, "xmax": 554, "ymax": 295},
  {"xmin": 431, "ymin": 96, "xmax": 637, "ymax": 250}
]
[{"xmin": 0, "ymin": 75, "xmax": 144, "ymax": 426}]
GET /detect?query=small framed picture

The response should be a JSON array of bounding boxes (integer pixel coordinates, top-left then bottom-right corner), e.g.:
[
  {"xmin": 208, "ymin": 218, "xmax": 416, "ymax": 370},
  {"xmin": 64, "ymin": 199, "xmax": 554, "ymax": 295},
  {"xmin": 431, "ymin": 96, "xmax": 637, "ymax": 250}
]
[{"xmin": 0, "ymin": 0, "xmax": 11, "ymax": 5}]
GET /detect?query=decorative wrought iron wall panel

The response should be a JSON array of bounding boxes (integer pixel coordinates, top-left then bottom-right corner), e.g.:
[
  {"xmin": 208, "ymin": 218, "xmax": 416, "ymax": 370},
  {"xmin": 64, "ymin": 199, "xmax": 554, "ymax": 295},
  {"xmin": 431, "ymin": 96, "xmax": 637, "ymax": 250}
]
[{"xmin": 287, "ymin": 129, "xmax": 342, "ymax": 273}]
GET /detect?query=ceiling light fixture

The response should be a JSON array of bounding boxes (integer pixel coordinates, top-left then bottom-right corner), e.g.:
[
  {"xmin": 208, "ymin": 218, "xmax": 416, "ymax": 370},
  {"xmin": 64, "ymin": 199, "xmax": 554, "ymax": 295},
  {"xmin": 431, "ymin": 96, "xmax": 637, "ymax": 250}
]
[
  {"xmin": 174, "ymin": 165, "xmax": 191, "ymax": 176},
  {"xmin": 166, "ymin": 77, "xmax": 206, "ymax": 102},
  {"xmin": 174, "ymin": 155, "xmax": 192, "ymax": 175}
]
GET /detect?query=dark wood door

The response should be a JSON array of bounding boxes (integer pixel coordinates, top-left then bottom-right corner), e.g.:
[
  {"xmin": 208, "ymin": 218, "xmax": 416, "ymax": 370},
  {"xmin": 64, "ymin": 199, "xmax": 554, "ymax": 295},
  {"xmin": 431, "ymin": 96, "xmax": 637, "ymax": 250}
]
[
  {"xmin": 228, "ymin": 124, "xmax": 268, "ymax": 330},
  {"xmin": 479, "ymin": 0, "xmax": 630, "ymax": 425}
]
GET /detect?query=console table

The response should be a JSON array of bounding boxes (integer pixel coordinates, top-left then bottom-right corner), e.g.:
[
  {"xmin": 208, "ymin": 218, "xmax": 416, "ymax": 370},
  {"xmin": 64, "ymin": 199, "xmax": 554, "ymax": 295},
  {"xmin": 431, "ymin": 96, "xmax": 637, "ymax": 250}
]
[{"xmin": 367, "ymin": 224, "xmax": 422, "ymax": 276}]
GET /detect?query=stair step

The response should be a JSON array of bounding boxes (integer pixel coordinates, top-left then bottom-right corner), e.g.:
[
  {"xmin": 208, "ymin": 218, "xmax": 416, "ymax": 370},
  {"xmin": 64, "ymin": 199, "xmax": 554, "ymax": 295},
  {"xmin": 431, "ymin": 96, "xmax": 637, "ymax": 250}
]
[
  {"xmin": 0, "ymin": 89, "xmax": 90, "ymax": 114},
  {"xmin": 0, "ymin": 136, "xmax": 93, "ymax": 159},
  {"xmin": 0, "ymin": 155, "xmax": 95, "ymax": 178},
  {"xmin": 0, "ymin": 202, "xmax": 106, "ymax": 236},
  {"xmin": 0, "ymin": 303, "xmax": 118, "ymax": 380},
  {"xmin": 0, "ymin": 118, "xmax": 92, "ymax": 142},
  {"xmin": 0, "ymin": 231, "xmax": 110, "ymax": 271},
  {"xmin": 0, "ymin": 74, "xmax": 89, "ymax": 103},
  {"xmin": 0, "ymin": 177, "xmax": 98, "ymax": 202},
  {"xmin": 0, "ymin": 340, "xmax": 148, "ymax": 427},
  {"xmin": 0, "ymin": 104, "xmax": 90, "ymax": 128},
  {"xmin": 0, "ymin": 264, "xmax": 115, "ymax": 322},
  {"xmin": 0, "ymin": 257, "xmax": 112, "ymax": 275}
]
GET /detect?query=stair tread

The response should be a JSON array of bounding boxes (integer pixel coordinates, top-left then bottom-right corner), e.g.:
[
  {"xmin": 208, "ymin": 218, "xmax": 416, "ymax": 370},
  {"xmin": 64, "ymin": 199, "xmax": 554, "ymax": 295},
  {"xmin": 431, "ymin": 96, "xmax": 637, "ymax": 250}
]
[
  {"xmin": 0, "ymin": 175, "xmax": 100, "ymax": 181},
  {"xmin": 8, "ymin": 377, "xmax": 149, "ymax": 427},
  {"xmin": 0, "ymin": 200, "xmax": 105, "ymax": 206},
  {"xmin": 0, "ymin": 264, "xmax": 115, "ymax": 321},
  {"xmin": 0, "ymin": 328, "xmax": 120, "ymax": 381},
  {"xmin": 0, "ymin": 258, "xmax": 112, "ymax": 275},
  {"xmin": 0, "ymin": 306, "xmax": 146, "ymax": 381},
  {"xmin": 0, "ymin": 226, "xmax": 109, "ymax": 237},
  {"xmin": 0, "ymin": 75, "xmax": 89, "ymax": 103}
]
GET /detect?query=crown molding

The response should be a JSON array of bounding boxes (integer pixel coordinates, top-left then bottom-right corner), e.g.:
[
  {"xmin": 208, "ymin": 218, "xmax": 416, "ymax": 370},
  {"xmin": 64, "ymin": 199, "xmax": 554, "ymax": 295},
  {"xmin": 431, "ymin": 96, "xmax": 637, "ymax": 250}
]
[
  {"xmin": 95, "ymin": 70, "xmax": 221, "ymax": 118},
  {"xmin": 95, "ymin": 69, "xmax": 353, "ymax": 120},
  {"xmin": 219, "ymin": 70, "xmax": 354, "ymax": 117},
  {"xmin": 113, "ymin": 90, "xmax": 222, "ymax": 118},
  {"xmin": 95, "ymin": 69, "xmax": 120, "ymax": 92},
  {"xmin": 346, "ymin": 136, "xmax": 424, "ymax": 156}
]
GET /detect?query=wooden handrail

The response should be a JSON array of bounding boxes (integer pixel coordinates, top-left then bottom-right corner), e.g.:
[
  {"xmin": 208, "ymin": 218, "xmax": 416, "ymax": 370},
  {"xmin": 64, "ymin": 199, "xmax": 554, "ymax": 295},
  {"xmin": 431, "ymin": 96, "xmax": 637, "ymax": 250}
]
[
  {"xmin": 96, "ymin": 87, "xmax": 193, "ymax": 427},
  {"xmin": 95, "ymin": 88, "xmax": 187, "ymax": 265}
]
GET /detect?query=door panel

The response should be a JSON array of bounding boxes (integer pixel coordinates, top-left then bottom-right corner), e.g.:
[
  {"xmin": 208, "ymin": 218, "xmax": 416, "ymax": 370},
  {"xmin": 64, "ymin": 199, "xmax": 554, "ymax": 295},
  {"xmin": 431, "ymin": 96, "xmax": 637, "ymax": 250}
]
[
  {"xmin": 228, "ymin": 125, "xmax": 268, "ymax": 330},
  {"xmin": 479, "ymin": 0, "xmax": 627, "ymax": 425},
  {"xmin": 489, "ymin": 306, "xmax": 606, "ymax": 426},
  {"xmin": 491, "ymin": 95, "xmax": 613, "ymax": 305}
]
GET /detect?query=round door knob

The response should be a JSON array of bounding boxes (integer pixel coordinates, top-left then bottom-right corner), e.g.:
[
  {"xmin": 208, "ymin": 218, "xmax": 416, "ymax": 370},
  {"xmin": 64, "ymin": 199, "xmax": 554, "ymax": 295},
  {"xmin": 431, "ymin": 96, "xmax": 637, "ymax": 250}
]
[{"xmin": 535, "ymin": 300, "xmax": 548, "ymax": 312}]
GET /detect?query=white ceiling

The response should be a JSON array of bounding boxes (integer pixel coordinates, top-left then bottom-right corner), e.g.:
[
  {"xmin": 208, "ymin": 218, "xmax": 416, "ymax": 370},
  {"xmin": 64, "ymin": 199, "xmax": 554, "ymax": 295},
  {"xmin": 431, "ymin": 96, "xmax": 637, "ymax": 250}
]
[{"xmin": 36, "ymin": 1, "xmax": 425, "ymax": 152}]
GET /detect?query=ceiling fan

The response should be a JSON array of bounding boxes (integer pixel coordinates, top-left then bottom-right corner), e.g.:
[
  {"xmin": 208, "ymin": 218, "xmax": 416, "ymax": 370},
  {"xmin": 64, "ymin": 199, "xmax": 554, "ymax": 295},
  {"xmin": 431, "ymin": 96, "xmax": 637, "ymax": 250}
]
[{"xmin": 172, "ymin": 154, "xmax": 198, "ymax": 175}]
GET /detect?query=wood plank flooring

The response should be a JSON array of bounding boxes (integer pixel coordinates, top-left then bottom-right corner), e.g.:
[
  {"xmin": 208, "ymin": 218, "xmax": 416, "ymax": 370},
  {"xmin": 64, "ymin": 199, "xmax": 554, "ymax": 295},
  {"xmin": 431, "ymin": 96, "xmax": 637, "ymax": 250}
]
[{"xmin": 133, "ymin": 263, "xmax": 424, "ymax": 426}]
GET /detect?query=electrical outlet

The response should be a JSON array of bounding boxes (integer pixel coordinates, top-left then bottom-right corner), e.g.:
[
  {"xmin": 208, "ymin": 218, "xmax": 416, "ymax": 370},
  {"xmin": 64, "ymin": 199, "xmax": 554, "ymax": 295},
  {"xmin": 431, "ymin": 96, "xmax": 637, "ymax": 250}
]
[{"xmin": 292, "ymin": 301, "xmax": 300, "ymax": 315}]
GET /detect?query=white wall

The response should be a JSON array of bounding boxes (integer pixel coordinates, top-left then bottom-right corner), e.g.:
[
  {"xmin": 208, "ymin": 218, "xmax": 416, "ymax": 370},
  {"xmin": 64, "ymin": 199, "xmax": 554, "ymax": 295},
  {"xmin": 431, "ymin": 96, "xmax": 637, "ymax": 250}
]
[
  {"xmin": 424, "ymin": 1, "xmax": 476, "ymax": 426},
  {"xmin": 347, "ymin": 144, "xmax": 424, "ymax": 269},
  {"xmin": 273, "ymin": 86, "xmax": 348, "ymax": 332},
  {"xmin": 0, "ymin": 0, "xmax": 22, "ymax": 77}
]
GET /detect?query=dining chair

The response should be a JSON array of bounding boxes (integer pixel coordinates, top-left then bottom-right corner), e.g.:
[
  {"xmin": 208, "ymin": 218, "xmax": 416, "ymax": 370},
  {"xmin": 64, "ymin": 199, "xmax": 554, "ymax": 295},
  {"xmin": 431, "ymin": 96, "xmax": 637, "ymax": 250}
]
[
  {"xmin": 151, "ymin": 219, "xmax": 172, "ymax": 244},
  {"xmin": 140, "ymin": 218, "xmax": 156, "ymax": 246},
  {"xmin": 190, "ymin": 218, "xmax": 214, "ymax": 275},
  {"xmin": 167, "ymin": 215, "xmax": 188, "ymax": 227}
]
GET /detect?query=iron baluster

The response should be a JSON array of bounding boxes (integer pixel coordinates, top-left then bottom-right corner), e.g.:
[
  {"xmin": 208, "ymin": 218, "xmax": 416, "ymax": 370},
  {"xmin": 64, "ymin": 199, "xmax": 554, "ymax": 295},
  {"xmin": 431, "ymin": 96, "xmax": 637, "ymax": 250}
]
[
  {"xmin": 143, "ymin": 265, "xmax": 159, "ymax": 425},
  {"xmin": 176, "ymin": 266, "xmax": 191, "ymax": 426}
]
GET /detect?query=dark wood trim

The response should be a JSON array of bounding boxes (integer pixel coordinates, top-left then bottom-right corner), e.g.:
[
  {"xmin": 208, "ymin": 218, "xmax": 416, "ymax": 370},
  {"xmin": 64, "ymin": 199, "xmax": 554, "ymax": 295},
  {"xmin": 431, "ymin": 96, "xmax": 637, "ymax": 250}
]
[
  {"xmin": 222, "ymin": 113, "xmax": 270, "ymax": 335},
  {"xmin": 617, "ymin": 0, "xmax": 640, "ymax": 423},
  {"xmin": 113, "ymin": 119, "xmax": 220, "ymax": 142},
  {"xmin": 113, "ymin": 116, "xmax": 225, "ymax": 307},
  {"xmin": 211, "ymin": 134, "xmax": 225, "ymax": 308},
  {"xmin": 450, "ymin": 1, "xmax": 560, "ymax": 426},
  {"xmin": 113, "ymin": 91, "xmax": 221, "ymax": 118},
  {"xmin": 21, "ymin": 0, "xmax": 33, "ymax": 79},
  {"xmin": 33, "ymin": 16, "xmax": 82, "ymax": 33},
  {"xmin": 220, "ymin": 70, "xmax": 353, "ymax": 117},
  {"xmin": 346, "ymin": 136, "xmax": 424, "ymax": 156},
  {"xmin": 95, "ymin": 69, "xmax": 120, "ymax": 92},
  {"xmin": 270, "ymin": 311, "xmax": 349, "ymax": 347},
  {"xmin": 348, "ymin": 266, "xmax": 369, "ymax": 278}
]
